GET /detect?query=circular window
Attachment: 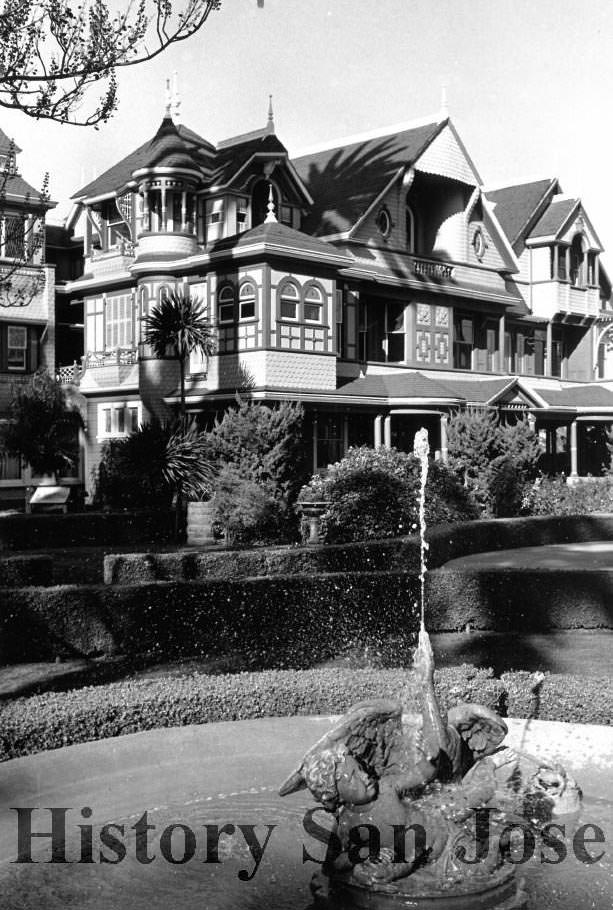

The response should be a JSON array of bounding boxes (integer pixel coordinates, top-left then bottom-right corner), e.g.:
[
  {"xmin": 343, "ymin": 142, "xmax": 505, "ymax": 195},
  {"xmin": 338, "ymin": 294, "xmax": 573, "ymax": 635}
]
[
  {"xmin": 473, "ymin": 227, "xmax": 487, "ymax": 261},
  {"xmin": 376, "ymin": 207, "xmax": 392, "ymax": 238}
]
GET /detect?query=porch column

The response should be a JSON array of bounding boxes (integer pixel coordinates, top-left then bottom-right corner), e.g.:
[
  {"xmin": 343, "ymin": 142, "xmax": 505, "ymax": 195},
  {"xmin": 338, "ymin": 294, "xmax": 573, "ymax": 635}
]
[
  {"xmin": 343, "ymin": 414, "xmax": 349, "ymax": 454},
  {"xmin": 545, "ymin": 321, "xmax": 553, "ymax": 377},
  {"xmin": 312, "ymin": 412, "xmax": 318, "ymax": 472},
  {"xmin": 498, "ymin": 313, "xmax": 505, "ymax": 372},
  {"xmin": 142, "ymin": 189, "xmax": 150, "ymax": 232},
  {"xmin": 569, "ymin": 420, "xmax": 578, "ymax": 478},
  {"xmin": 161, "ymin": 184, "xmax": 167, "ymax": 232},
  {"xmin": 439, "ymin": 413, "xmax": 448, "ymax": 463},
  {"xmin": 181, "ymin": 191, "xmax": 187, "ymax": 232},
  {"xmin": 383, "ymin": 414, "xmax": 392, "ymax": 448},
  {"xmin": 374, "ymin": 414, "xmax": 383, "ymax": 449},
  {"xmin": 553, "ymin": 245, "xmax": 559, "ymax": 279}
]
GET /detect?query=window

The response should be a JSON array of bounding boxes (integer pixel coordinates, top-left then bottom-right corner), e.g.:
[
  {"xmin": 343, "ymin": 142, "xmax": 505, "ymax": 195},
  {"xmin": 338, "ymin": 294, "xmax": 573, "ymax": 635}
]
[
  {"xmin": 7, "ymin": 325, "xmax": 27, "ymax": 370},
  {"xmin": 4, "ymin": 216, "xmax": 24, "ymax": 258},
  {"xmin": 279, "ymin": 282, "xmax": 300, "ymax": 319},
  {"xmin": 97, "ymin": 402, "xmax": 142, "ymax": 439},
  {"xmin": 205, "ymin": 199, "xmax": 225, "ymax": 242},
  {"xmin": 486, "ymin": 327, "xmax": 497, "ymax": 371},
  {"xmin": 304, "ymin": 285, "xmax": 324, "ymax": 322},
  {"xmin": 569, "ymin": 235, "xmax": 585, "ymax": 287},
  {"xmin": 239, "ymin": 282, "xmax": 256, "ymax": 320},
  {"xmin": 453, "ymin": 315, "xmax": 474, "ymax": 369},
  {"xmin": 86, "ymin": 297, "xmax": 104, "ymax": 352},
  {"xmin": 551, "ymin": 339, "xmax": 563, "ymax": 377},
  {"xmin": 335, "ymin": 289, "xmax": 344, "ymax": 357},
  {"xmin": 237, "ymin": 197, "xmax": 248, "ymax": 232},
  {"xmin": 281, "ymin": 205, "xmax": 293, "ymax": 226},
  {"xmin": 386, "ymin": 302, "xmax": 405, "ymax": 362},
  {"xmin": 376, "ymin": 206, "xmax": 391, "ymax": 238},
  {"xmin": 218, "ymin": 285, "xmax": 235, "ymax": 323},
  {"xmin": 105, "ymin": 294, "xmax": 134, "ymax": 350}
]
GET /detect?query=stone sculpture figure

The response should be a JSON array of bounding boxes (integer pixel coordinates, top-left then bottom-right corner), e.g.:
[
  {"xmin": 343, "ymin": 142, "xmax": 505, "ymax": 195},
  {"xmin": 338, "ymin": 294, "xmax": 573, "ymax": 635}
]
[{"xmin": 279, "ymin": 628, "xmax": 581, "ymax": 907}]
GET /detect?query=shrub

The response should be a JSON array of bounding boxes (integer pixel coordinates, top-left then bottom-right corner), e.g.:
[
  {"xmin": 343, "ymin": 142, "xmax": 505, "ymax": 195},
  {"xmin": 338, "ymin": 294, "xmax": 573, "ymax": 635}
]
[
  {"xmin": 0, "ymin": 665, "xmax": 504, "ymax": 761},
  {"xmin": 299, "ymin": 446, "xmax": 478, "ymax": 543},
  {"xmin": 522, "ymin": 475, "xmax": 613, "ymax": 516},
  {"xmin": 208, "ymin": 397, "xmax": 308, "ymax": 543},
  {"xmin": 501, "ymin": 670, "xmax": 613, "ymax": 725},
  {"xmin": 1, "ymin": 368, "xmax": 82, "ymax": 477},
  {"xmin": 447, "ymin": 410, "xmax": 543, "ymax": 517}
]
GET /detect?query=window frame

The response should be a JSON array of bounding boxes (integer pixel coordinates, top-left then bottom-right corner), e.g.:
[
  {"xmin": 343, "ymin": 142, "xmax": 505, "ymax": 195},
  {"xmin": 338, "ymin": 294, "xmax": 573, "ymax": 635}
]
[
  {"xmin": 278, "ymin": 280, "xmax": 300, "ymax": 321},
  {"xmin": 303, "ymin": 283, "xmax": 325, "ymax": 324},
  {"xmin": 238, "ymin": 279, "xmax": 257, "ymax": 321},
  {"xmin": 7, "ymin": 324, "xmax": 28, "ymax": 371},
  {"xmin": 97, "ymin": 401, "xmax": 143, "ymax": 440},
  {"xmin": 217, "ymin": 283, "xmax": 235, "ymax": 324}
]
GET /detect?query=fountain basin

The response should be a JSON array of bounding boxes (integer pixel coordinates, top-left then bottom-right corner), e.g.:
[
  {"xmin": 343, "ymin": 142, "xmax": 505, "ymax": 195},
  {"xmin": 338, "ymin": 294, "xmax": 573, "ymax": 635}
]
[{"xmin": 0, "ymin": 717, "xmax": 611, "ymax": 909}]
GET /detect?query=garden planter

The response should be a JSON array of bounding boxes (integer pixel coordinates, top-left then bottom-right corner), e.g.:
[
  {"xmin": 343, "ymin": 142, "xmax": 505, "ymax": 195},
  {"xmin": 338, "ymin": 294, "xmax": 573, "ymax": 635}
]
[
  {"xmin": 186, "ymin": 498, "xmax": 216, "ymax": 546},
  {"xmin": 297, "ymin": 501, "xmax": 327, "ymax": 546}
]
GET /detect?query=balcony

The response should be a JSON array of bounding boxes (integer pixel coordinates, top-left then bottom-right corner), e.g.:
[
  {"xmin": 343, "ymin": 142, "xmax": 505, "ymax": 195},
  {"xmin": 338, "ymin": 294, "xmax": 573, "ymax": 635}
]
[
  {"xmin": 58, "ymin": 348, "xmax": 139, "ymax": 391},
  {"xmin": 531, "ymin": 281, "xmax": 600, "ymax": 321},
  {"xmin": 84, "ymin": 241, "xmax": 135, "ymax": 278}
]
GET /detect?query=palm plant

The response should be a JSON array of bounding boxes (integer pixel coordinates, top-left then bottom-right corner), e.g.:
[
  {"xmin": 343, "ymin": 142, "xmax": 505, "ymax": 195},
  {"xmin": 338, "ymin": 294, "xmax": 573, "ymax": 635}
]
[
  {"xmin": 142, "ymin": 290, "xmax": 216, "ymax": 536},
  {"xmin": 142, "ymin": 290, "xmax": 216, "ymax": 430}
]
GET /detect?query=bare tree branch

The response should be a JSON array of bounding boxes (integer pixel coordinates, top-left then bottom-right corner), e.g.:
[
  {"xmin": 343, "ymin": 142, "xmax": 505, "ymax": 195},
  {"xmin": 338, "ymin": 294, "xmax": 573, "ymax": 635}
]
[{"xmin": 0, "ymin": 0, "xmax": 222, "ymax": 126}]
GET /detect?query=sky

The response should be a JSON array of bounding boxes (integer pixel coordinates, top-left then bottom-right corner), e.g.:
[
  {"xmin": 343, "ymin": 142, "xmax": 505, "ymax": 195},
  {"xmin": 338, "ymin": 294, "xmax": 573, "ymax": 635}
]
[{"xmin": 3, "ymin": 0, "xmax": 613, "ymax": 261}]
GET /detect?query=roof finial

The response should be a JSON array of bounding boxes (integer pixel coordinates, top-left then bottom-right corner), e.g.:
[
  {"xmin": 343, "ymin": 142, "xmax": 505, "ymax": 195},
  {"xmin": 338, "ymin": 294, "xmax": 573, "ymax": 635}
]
[
  {"xmin": 264, "ymin": 182, "xmax": 277, "ymax": 223},
  {"xmin": 172, "ymin": 70, "xmax": 181, "ymax": 124},
  {"xmin": 266, "ymin": 94, "xmax": 275, "ymax": 135},
  {"xmin": 164, "ymin": 77, "xmax": 172, "ymax": 117},
  {"xmin": 440, "ymin": 82, "xmax": 449, "ymax": 118}
]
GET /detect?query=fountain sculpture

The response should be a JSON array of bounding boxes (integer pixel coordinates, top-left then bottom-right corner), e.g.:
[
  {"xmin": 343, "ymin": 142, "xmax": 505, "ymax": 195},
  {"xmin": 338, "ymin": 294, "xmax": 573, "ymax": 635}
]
[{"xmin": 280, "ymin": 429, "xmax": 581, "ymax": 909}]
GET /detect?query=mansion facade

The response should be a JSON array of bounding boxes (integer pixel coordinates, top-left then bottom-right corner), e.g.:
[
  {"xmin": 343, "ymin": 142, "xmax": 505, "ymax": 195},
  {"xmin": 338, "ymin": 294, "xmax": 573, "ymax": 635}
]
[{"xmin": 43, "ymin": 103, "xmax": 613, "ymax": 491}]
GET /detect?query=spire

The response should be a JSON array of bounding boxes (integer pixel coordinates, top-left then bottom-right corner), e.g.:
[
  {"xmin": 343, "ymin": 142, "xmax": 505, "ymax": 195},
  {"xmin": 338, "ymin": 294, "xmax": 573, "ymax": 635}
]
[
  {"xmin": 440, "ymin": 82, "xmax": 449, "ymax": 118},
  {"xmin": 172, "ymin": 70, "xmax": 182, "ymax": 124},
  {"xmin": 266, "ymin": 94, "xmax": 275, "ymax": 135},
  {"xmin": 164, "ymin": 78, "xmax": 172, "ymax": 118},
  {"xmin": 264, "ymin": 182, "xmax": 277, "ymax": 223}
]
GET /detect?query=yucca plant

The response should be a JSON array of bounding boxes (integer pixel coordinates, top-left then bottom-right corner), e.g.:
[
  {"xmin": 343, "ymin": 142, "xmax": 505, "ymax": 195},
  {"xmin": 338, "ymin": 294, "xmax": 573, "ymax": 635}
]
[{"xmin": 163, "ymin": 421, "xmax": 216, "ymax": 502}]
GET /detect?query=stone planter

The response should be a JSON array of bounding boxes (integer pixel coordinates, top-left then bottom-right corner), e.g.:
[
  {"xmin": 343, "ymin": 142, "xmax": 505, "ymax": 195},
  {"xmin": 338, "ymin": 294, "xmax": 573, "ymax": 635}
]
[
  {"xmin": 186, "ymin": 498, "xmax": 216, "ymax": 547},
  {"xmin": 297, "ymin": 501, "xmax": 327, "ymax": 546}
]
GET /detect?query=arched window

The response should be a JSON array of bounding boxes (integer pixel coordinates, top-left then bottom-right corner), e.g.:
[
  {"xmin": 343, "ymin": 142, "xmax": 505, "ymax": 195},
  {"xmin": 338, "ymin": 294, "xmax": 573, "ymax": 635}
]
[
  {"xmin": 218, "ymin": 284, "xmax": 235, "ymax": 323},
  {"xmin": 405, "ymin": 203, "xmax": 415, "ymax": 253},
  {"xmin": 304, "ymin": 284, "xmax": 324, "ymax": 323},
  {"xmin": 279, "ymin": 281, "xmax": 300, "ymax": 320},
  {"xmin": 239, "ymin": 281, "xmax": 256, "ymax": 320},
  {"xmin": 252, "ymin": 180, "xmax": 279, "ymax": 227}
]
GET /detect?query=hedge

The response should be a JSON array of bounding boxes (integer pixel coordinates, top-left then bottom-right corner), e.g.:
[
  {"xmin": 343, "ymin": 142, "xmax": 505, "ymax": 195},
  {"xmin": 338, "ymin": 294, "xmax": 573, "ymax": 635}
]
[
  {"xmin": 501, "ymin": 670, "xmax": 613, "ymax": 725},
  {"xmin": 0, "ymin": 510, "xmax": 174, "ymax": 551},
  {"xmin": 0, "ymin": 665, "xmax": 504, "ymax": 762},
  {"xmin": 0, "ymin": 555, "xmax": 52, "ymax": 587},
  {"xmin": 103, "ymin": 514, "xmax": 613, "ymax": 584}
]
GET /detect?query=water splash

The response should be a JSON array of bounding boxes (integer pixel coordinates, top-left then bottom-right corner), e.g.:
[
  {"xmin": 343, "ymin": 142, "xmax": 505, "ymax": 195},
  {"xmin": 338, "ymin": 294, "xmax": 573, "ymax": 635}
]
[{"xmin": 413, "ymin": 427, "xmax": 430, "ymax": 628}]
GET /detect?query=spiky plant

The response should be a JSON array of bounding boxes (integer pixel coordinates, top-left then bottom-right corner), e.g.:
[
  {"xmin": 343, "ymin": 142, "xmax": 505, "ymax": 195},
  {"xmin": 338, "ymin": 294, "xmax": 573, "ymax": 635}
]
[
  {"xmin": 142, "ymin": 290, "xmax": 216, "ymax": 430},
  {"xmin": 164, "ymin": 422, "xmax": 216, "ymax": 502}
]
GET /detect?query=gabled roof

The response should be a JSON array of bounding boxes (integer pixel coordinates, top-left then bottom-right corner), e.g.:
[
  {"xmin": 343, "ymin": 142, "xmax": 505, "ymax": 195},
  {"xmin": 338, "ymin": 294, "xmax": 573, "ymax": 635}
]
[
  {"xmin": 73, "ymin": 119, "xmax": 215, "ymax": 200},
  {"xmin": 486, "ymin": 178, "xmax": 557, "ymax": 249},
  {"xmin": 0, "ymin": 126, "xmax": 20, "ymax": 155},
  {"xmin": 529, "ymin": 198, "xmax": 579, "ymax": 240},
  {"xmin": 537, "ymin": 385, "xmax": 613, "ymax": 407},
  {"xmin": 2, "ymin": 172, "xmax": 48, "ymax": 203},
  {"xmin": 210, "ymin": 132, "xmax": 288, "ymax": 187},
  {"xmin": 208, "ymin": 219, "xmax": 350, "ymax": 262},
  {"xmin": 335, "ymin": 371, "xmax": 461, "ymax": 401},
  {"xmin": 291, "ymin": 120, "xmax": 444, "ymax": 237}
]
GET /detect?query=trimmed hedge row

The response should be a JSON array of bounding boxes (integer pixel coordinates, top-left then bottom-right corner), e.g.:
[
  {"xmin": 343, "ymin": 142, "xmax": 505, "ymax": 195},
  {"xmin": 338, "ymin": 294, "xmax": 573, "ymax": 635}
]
[
  {"xmin": 0, "ymin": 555, "xmax": 52, "ymax": 587},
  {"xmin": 5, "ymin": 562, "xmax": 613, "ymax": 666},
  {"xmin": 0, "ymin": 510, "xmax": 174, "ymax": 551},
  {"xmin": 502, "ymin": 670, "xmax": 613, "ymax": 725},
  {"xmin": 425, "ymin": 567, "xmax": 613, "ymax": 631},
  {"xmin": 103, "ymin": 514, "xmax": 613, "ymax": 584},
  {"xmin": 0, "ymin": 573, "xmax": 421, "ymax": 665},
  {"xmin": 0, "ymin": 665, "xmax": 504, "ymax": 762}
]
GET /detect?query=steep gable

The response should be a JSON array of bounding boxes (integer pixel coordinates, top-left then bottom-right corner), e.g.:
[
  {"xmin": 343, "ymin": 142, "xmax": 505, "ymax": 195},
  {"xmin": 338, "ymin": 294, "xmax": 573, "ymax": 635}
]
[
  {"xmin": 486, "ymin": 178, "xmax": 558, "ymax": 251},
  {"xmin": 291, "ymin": 120, "xmax": 443, "ymax": 237},
  {"xmin": 414, "ymin": 122, "xmax": 481, "ymax": 186}
]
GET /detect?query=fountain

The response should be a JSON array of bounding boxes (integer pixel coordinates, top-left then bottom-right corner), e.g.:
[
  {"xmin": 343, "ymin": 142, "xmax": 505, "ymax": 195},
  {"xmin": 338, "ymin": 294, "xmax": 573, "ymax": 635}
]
[{"xmin": 279, "ymin": 428, "xmax": 582, "ymax": 908}]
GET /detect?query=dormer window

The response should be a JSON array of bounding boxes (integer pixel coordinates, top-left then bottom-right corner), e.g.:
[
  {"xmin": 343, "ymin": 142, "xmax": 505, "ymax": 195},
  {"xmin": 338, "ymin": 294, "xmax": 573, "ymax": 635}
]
[
  {"xmin": 218, "ymin": 284, "xmax": 235, "ymax": 323},
  {"xmin": 279, "ymin": 281, "xmax": 300, "ymax": 319},
  {"xmin": 206, "ymin": 199, "xmax": 225, "ymax": 242},
  {"xmin": 237, "ymin": 197, "xmax": 249, "ymax": 233},
  {"xmin": 239, "ymin": 281, "xmax": 256, "ymax": 320},
  {"xmin": 304, "ymin": 285, "xmax": 324, "ymax": 322}
]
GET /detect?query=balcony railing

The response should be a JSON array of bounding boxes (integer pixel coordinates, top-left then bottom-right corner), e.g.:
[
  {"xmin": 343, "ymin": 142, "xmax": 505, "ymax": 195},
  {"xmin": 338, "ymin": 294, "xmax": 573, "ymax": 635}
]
[{"xmin": 57, "ymin": 348, "xmax": 138, "ymax": 386}]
